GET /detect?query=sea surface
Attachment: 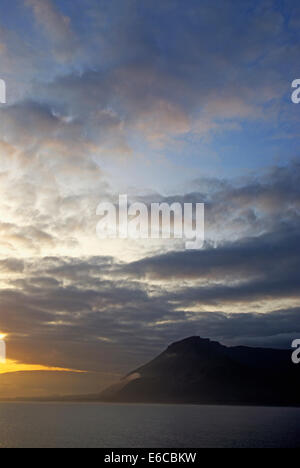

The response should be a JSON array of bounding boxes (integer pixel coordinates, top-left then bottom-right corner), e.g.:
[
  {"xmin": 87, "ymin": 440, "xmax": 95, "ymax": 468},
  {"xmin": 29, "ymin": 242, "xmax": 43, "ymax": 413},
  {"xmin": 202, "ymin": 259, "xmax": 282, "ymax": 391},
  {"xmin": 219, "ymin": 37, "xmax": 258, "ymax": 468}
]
[{"xmin": 0, "ymin": 402, "xmax": 299, "ymax": 448}]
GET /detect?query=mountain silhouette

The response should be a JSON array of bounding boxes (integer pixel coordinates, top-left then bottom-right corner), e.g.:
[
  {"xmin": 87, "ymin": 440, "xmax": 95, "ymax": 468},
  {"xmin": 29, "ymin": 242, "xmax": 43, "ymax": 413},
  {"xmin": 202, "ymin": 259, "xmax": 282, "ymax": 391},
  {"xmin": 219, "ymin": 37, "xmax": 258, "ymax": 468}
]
[{"xmin": 101, "ymin": 336, "xmax": 300, "ymax": 406}]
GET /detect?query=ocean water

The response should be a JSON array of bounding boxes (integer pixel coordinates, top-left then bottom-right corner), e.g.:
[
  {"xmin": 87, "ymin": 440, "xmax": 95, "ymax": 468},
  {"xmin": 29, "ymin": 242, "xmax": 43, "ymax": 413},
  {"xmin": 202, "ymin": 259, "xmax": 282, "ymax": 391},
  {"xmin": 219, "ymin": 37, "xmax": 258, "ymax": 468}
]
[{"xmin": 0, "ymin": 403, "xmax": 299, "ymax": 448}]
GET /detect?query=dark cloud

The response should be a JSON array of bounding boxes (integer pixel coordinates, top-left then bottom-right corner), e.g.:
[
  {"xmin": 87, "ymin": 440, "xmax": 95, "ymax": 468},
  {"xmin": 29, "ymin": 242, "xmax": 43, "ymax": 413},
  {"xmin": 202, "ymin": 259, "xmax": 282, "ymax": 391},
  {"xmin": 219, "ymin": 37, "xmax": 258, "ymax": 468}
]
[
  {"xmin": 0, "ymin": 258, "xmax": 24, "ymax": 273},
  {"xmin": 124, "ymin": 227, "xmax": 298, "ymax": 282}
]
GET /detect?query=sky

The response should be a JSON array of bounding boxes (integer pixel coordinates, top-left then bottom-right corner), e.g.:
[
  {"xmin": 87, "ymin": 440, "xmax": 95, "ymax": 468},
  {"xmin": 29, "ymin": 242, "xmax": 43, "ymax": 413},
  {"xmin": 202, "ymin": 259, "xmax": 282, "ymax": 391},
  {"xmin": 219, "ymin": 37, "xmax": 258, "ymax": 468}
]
[{"xmin": 0, "ymin": 0, "xmax": 300, "ymax": 398}]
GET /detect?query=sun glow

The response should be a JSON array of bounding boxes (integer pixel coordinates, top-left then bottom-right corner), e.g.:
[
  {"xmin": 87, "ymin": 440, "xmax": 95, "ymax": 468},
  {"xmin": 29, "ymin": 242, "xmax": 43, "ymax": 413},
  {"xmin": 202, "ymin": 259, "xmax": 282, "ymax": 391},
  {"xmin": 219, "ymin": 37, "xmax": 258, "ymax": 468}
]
[
  {"xmin": 0, "ymin": 359, "xmax": 86, "ymax": 375},
  {"xmin": 0, "ymin": 333, "xmax": 85, "ymax": 374}
]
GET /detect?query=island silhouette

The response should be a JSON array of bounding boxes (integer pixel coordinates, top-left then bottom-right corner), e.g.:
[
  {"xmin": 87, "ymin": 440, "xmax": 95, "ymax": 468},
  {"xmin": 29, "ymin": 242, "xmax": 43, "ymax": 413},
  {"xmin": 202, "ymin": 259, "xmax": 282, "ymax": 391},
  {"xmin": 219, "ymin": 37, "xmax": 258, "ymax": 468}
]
[{"xmin": 100, "ymin": 336, "xmax": 300, "ymax": 406}]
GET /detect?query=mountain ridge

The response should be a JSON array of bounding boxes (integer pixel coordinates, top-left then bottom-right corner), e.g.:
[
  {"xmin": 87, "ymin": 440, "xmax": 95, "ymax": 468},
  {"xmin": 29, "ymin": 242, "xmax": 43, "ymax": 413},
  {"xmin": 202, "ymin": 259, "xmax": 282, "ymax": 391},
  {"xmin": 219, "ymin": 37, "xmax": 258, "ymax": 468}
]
[{"xmin": 100, "ymin": 336, "xmax": 300, "ymax": 406}]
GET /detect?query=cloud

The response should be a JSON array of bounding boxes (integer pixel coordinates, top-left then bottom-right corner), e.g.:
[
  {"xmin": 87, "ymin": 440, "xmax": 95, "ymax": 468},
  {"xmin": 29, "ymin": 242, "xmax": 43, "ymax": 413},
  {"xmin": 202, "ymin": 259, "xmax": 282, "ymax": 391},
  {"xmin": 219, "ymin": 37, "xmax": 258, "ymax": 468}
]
[
  {"xmin": 124, "ymin": 230, "xmax": 296, "ymax": 283},
  {"xmin": 13, "ymin": 0, "xmax": 290, "ymax": 150},
  {"xmin": 0, "ymin": 258, "xmax": 24, "ymax": 273},
  {"xmin": 25, "ymin": 0, "xmax": 78, "ymax": 62}
]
